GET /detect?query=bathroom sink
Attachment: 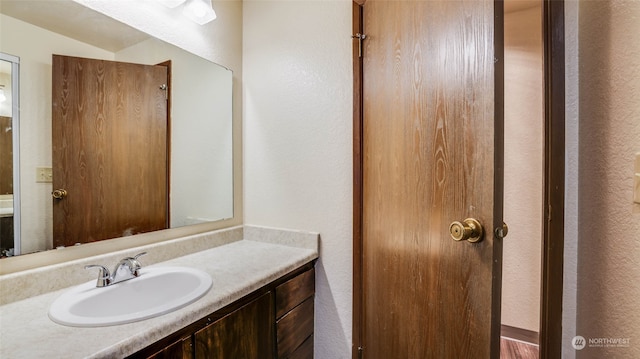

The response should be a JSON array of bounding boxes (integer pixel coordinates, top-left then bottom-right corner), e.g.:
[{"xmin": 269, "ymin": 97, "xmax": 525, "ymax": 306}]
[{"xmin": 48, "ymin": 266, "xmax": 212, "ymax": 327}]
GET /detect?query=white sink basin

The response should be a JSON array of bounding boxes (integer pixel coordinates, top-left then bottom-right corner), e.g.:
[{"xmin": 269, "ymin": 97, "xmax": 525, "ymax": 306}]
[{"xmin": 49, "ymin": 266, "xmax": 212, "ymax": 327}]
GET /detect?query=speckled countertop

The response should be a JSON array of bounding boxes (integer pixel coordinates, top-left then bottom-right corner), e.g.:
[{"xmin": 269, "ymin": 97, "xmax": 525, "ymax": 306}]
[{"xmin": 0, "ymin": 226, "xmax": 318, "ymax": 359}]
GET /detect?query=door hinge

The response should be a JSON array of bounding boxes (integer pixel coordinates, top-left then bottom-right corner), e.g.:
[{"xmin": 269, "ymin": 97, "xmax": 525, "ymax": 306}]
[
  {"xmin": 352, "ymin": 33, "xmax": 367, "ymax": 58},
  {"xmin": 358, "ymin": 346, "xmax": 364, "ymax": 359}
]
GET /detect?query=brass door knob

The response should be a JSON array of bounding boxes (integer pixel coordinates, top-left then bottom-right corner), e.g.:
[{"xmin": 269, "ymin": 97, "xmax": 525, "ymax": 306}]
[
  {"xmin": 449, "ymin": 218, "xmax": 484, "ymax": 243},
  {"xmin": 52, "ymin": 189, "xmax": 68, "ymax": 199}
]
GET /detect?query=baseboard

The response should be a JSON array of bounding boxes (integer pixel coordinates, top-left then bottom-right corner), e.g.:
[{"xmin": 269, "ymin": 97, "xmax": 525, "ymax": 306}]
[{"xmin": 501, "ymin": 324, "xmax": 539, "ymax": 345}]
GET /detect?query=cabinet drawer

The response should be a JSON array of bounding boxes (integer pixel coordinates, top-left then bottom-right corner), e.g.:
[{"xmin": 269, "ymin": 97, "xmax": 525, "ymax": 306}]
[
  {"xmin": 288, "ymin": 335, "xmax": 313, "ymax": 359},
  {"xmin": 277, "ymin": 297, "xmax": 314, "ymax": 358},
  {"xmin": 276, "ymin": 268, "xmax": 315, "ymax": 318}
]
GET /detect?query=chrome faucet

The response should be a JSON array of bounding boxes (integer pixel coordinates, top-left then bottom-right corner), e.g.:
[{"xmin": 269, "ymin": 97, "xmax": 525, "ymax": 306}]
[{"xmin": 85, "ymin": 252, "xmax": 147, "ymax": 287}]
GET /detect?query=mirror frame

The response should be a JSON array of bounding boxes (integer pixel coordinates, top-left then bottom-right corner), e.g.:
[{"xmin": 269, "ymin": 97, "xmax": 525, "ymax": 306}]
[
  {"xmin": 0, "ymin": 219, "xmax": 240, "ymax": 273},
  {"xmin": 0, "ymin": 0, "xmax": 243, "ymax": 275}
]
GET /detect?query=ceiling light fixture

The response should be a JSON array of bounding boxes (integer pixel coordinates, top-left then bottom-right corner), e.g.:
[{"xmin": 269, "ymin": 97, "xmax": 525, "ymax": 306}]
[
  {"xmin": 160, "ymin": 0, "xmax": 216, "ymax": 25},
  {"xmin": 182, "ymin": 0, "xmax": 217, "ymax": 25},
  {"xmin": 159, "ymin": 0, "xmax": 187, "ymax": 8}
]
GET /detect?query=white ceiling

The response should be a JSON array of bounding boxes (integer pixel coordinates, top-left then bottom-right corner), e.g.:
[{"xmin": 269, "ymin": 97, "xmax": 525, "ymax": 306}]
[{"xmin": 0, "ymin": 0, "xmax": 150, "ymax": 52}]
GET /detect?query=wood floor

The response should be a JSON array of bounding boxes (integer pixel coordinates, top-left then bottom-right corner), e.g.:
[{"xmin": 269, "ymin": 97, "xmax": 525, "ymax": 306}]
[{"xmin": 500, "ymin": 337, "xmax": 539, "ymax": 359}]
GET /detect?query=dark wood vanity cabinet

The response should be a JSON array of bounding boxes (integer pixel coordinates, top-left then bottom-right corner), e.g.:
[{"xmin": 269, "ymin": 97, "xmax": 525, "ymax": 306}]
[
  {"xmin": 128, "ymin": 263, "xmax": 315, "ymax": 359},
  {"xmin": 194, "ymin": 292, "xmax": 274, "ymax": 358},
  {"xmin": 145, "ymin": 335, "xmax": 193, "ymax": 359}
]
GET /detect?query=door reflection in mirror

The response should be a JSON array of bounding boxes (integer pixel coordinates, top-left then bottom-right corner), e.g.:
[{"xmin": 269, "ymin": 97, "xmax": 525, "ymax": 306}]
[{"xmin": 52, "ymin": 55, "xmax": 170, "ymax": 247}]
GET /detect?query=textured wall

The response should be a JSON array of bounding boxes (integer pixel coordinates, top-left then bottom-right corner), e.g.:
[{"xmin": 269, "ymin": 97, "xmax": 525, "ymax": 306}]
[
  {"xmin": 243, "ymin": 1, "xmax": 353, "ymax": 357},
  {"xmin": 577, "ymin": 1, "xmax": 640, "ymax": 358},
  {"xmin": 563, "ymin": 1, "xmax": 579, "ymax": 357},
  {"xmin": 502, "ymin": 4, "xmax": 543, "ymax": 333}
]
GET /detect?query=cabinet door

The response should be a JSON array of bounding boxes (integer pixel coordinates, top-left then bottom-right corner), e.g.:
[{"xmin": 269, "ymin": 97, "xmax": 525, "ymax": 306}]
[
  {"xmin": 146, "ymin": 335, "xmax": 192, "ymax": 359},
  {"xmin": 194, "ymin": 292, "xmax": 274, "ymax": 359}
]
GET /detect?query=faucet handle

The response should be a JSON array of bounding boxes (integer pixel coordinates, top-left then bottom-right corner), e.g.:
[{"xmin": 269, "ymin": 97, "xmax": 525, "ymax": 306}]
[
  {"xmin": 85, "ymin": 264, "xmax": 112, "ymax": 287},
  {"xmin": 133, "ymin": 252, "xmax": 147, "ymax": 261},
  {"xmin": 129, "ymin": 252, "xmax": 147, "ymax": 276}
]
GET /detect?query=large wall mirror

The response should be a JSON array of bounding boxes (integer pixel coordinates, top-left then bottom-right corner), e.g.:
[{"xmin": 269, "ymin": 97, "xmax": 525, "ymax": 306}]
[{"xmin": 0, "ymin": 1, "xmax": 234, "ymax": 260}]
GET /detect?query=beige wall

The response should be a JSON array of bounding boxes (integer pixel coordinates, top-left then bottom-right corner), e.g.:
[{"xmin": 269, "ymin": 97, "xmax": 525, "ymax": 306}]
[
  {"xmin": 563, "ymin": 1, "xmax": 579, "ymax": 357},
  {"xmin": 577, "ymin": 1, "xmax": 640, "ymax": 358},
  {"xmin": 502, "ymin": 4, "xmax": 543, "ymax": 333},
  {"xmin": 243, "ymin": 1, "xmax": 353, "ymax": 357}
]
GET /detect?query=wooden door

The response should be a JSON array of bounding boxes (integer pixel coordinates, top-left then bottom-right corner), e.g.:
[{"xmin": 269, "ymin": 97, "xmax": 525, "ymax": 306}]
[
  {"xmin": 52, "ymin": 55, "xmax": 169, "ymax": 247},
  {"xmin": 358, "ymin": 0, "xmax": 504, "ymax": 358}
]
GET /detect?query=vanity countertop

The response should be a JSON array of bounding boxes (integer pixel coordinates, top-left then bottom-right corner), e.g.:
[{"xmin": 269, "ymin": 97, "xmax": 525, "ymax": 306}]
[
  {"xmin": 0, "ymin": 235, "xmax": 318, "ymax": 358},
  {"xmin": 0, "ymin": 207, "xmax": 13, "ymax": 217}
]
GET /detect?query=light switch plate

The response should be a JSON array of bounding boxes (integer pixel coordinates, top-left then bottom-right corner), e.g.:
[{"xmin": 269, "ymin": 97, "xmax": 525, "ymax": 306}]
[
  {"xmin": 634, "ymin": 153, "xmax": 640, "ymax": 204},
  {"xmin": 36, "ymin": 167, "xmax": 53, "ymax": 183}
]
